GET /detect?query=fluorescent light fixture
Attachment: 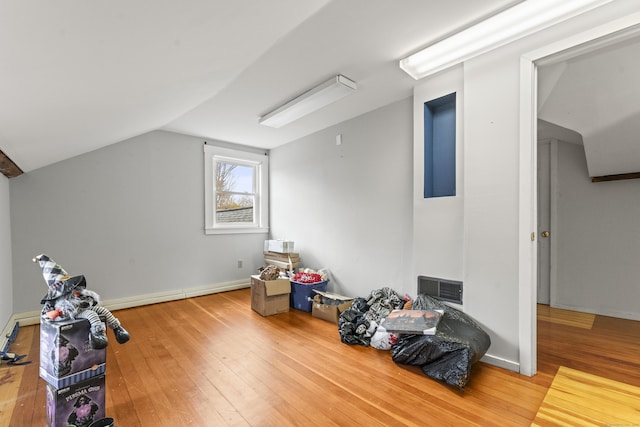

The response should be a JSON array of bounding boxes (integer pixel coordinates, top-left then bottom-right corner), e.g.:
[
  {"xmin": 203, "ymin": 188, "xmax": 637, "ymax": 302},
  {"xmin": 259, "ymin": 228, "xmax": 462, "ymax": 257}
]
[
  {"xmin": 259, "ymin": 75, "xmax": 357, "ymax": 128},
  {"xmin": 399, "ymin": 0, "xmax": 614, "ymax": 80}
]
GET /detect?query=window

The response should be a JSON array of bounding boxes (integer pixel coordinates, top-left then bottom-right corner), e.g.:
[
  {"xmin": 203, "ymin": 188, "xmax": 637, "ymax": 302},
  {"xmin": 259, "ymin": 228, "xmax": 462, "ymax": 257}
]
[
  {"xmin": 424, "ymin": 92, "xmax": 456, "ymax": 198},
  {"xmin": 204, "ymin": 144, "xmax": 268, "ymax": 234}
]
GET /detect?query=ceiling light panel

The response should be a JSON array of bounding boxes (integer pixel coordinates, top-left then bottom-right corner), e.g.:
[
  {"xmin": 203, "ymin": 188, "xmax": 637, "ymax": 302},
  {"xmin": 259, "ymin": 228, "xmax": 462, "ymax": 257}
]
[
  {"xmin": 400, "ymin": 0, "xmax": 615, "ymax": 80},
  {"xmin": 259, "ymin": 75, "xmax": 357, "ymax": 128}
]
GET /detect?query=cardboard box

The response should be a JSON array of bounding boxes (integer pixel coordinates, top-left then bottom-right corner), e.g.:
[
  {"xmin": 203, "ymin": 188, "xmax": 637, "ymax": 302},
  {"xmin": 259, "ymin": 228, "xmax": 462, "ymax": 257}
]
[
  {"xmin": 262, "ymin": 258, "xmax": 299, "ymax": 270},
  {"xmin": 311, "ymin": 290, "xmax": 354, "ymax": 323},
  {"xmin": 46, "ymin": 374, "xmax": 106, "ymax": 427},
  {"xmin": 263, "ymin": 240, "xmax": 295, "ymax": 253},
  {"xmin": 263, "ymin": 251, "xmax": 300, "ymax": 270},
  {"xmin": 40, "ymin": 318, "xmax": 106, "ymax": 388},
  {"xmin": 251, "ymin": 275, "xmax": 291, "ymax": 316}
]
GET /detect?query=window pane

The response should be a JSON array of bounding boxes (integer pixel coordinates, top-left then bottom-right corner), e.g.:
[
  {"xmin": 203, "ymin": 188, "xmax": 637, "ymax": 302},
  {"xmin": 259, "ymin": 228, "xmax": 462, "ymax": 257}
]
[
  {"xmin": 216, "ymin": 195, "xmax": 255, "ymax": 223},
  {"xmin": 204, "ymin": 144, "xmax": 268, "ymax": 234},
  {"xmin": 216, "ymin": 161, "xmax": 254, "ymax": 193}
]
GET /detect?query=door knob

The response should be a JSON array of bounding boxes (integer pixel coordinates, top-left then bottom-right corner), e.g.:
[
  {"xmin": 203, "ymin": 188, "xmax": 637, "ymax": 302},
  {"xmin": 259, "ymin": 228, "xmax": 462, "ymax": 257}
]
[{"xmin": 541, "ymin": 231, "xmax": 550, "ymax": 238}]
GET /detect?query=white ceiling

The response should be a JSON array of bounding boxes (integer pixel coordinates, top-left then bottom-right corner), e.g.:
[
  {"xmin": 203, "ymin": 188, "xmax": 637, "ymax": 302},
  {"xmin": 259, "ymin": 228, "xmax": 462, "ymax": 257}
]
[
  {"xmin": 0, "ymin": 0, "xmax": 520, "ymax": 173},
  {"xmin": 538, "ymin": 33, "xmax": 640, "ymax": 177}
]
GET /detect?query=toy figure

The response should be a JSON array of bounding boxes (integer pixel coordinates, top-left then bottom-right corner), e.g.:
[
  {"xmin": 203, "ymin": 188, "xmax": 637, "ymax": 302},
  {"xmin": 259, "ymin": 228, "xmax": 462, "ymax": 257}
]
[
  {"xmin": 34, "ymin": 254, "xmax": 130, "ymax": 350},
  {"xmin": 52, "ymin": 334, "xmax": 78, "ymax": 376},
  {"xmin": 67, "ymin": 394, "xmax": 99, "ymax": 427}
]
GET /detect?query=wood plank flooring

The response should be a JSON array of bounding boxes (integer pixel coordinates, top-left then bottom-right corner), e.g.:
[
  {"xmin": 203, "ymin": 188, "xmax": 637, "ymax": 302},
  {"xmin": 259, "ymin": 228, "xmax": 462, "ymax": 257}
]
[
  {"xmin": 1, "ymin": 291, "xmax": 639, "ymax": 426},
  {"xmin": 536, "ymin": 305, "xmax": 595, "ymax": 329},
  {"xmin": 532, "ymin": 366, "xmax": 640, "ymax": 426}
]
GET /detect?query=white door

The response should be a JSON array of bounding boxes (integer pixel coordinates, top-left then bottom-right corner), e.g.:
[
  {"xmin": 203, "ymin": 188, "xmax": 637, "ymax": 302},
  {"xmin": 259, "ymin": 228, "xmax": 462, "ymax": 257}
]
[{"xmin": 537, "ymin": 141, "xmax": 551, "ymax": 305}]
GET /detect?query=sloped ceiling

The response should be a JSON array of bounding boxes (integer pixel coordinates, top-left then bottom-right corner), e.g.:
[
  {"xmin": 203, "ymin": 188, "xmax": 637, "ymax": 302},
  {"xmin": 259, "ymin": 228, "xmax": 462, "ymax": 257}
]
[
  {"xmin": 0, "ymin": 0, "xmax": 520, "ymax": 173},
  {"xmin": 538, "ymin": 34, "xmax": 640, "ymax": 177}
]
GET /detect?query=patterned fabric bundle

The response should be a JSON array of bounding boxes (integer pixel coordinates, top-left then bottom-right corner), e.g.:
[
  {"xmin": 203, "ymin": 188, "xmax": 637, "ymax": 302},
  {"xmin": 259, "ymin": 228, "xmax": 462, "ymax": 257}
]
[{"xmin": 338, "ymin": 287, "xmax": 406, "ymax": 346}]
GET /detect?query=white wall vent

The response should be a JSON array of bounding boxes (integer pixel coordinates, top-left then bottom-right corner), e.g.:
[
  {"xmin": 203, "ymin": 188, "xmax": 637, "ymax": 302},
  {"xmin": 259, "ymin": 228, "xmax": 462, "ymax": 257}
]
[{"xmin": 417, "ymin": 276, "xmax": 463, "ymax": 304}]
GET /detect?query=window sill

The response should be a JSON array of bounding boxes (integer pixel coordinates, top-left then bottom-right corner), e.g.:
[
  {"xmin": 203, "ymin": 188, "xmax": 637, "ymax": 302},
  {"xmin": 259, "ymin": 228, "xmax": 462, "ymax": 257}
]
[{"xmin": 205, "ymin": 227, "xmax": 269, "ymax": 235}]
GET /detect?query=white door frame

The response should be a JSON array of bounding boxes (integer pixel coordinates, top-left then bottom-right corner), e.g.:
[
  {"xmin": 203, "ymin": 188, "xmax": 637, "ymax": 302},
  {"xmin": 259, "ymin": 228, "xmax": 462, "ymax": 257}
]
[{"xmin": 518, "ymin": 13, "xmax": 640, "ymax": 377}]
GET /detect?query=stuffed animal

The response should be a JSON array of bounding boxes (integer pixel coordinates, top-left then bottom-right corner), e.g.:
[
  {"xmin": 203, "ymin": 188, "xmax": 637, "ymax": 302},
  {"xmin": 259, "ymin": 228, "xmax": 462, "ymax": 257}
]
[
  {"xmin": 34, "ymin": 254, "xmax": 130, "ymax": 350},
  {"xmin": 258, "ymin": 264, "xmax": 282, "ymax": 281},
  {"xmin": 370, "ymin": 322, "xmax": 398, "ymax": 351}
]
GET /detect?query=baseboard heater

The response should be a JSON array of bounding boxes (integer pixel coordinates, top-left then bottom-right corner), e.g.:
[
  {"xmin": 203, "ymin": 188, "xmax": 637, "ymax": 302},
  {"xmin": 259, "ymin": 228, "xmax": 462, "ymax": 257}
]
[{"xmin": 417, "ymin": 275, "xmax": 463, "ymax": 304}]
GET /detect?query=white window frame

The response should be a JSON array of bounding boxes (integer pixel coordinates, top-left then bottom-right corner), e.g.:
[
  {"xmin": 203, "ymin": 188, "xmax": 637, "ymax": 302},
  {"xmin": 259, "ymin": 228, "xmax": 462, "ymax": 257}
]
[{"xmin": 204, "ymin": 144, "xmax": 269, "ymax": 235}]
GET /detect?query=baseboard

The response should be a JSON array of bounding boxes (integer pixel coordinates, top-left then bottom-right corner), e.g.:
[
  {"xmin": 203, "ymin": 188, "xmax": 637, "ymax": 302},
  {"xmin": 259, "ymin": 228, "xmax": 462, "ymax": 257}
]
[
  {"xmin": 184, "ymin": 279, "xmax": 249, "ymax": 299},
  {"xmin": 104, "ymin": 279, "xmax": 250, "ymax": 310},
  {"xmin": 2, "ymin": 279, "xmax": 251, "ymax": 333},
  {"xmin": 481, "ymin": 353, "xmax": 520, "ymax": 373}
]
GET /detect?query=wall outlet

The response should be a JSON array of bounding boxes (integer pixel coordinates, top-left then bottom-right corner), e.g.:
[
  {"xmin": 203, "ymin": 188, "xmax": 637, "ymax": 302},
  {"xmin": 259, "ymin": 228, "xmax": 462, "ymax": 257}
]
[{"xmin": 237, "ymin": 260, "xmax": 243, "ymax": 268}]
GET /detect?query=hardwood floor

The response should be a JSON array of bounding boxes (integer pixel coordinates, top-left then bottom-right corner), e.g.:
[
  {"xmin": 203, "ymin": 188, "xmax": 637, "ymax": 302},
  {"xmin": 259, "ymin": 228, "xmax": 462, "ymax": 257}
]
[{"xmin": 1, "ymin": 290, "xmax": 639, "ymax": 426}]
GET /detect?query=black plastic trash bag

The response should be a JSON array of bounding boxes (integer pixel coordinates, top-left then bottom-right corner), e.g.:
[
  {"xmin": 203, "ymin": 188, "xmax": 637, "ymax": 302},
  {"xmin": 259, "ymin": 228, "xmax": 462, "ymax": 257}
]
[
  {"xmin": 338, "ymin": 287, "xmax": 406, "ymax": 346},
  {"xmin": 390, "ymin": 294, "xmax": 491, "ymax": 391},
  {"xmin": 338, "ymin": 297, "xmax": 371, "ymax": 346}
]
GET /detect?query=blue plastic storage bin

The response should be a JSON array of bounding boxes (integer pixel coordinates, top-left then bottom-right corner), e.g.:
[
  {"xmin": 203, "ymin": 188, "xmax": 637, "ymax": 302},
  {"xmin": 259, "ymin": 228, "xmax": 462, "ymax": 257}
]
[{"xmin": 290, "ymin": 280, "xmax": 328, "ymax": 312}]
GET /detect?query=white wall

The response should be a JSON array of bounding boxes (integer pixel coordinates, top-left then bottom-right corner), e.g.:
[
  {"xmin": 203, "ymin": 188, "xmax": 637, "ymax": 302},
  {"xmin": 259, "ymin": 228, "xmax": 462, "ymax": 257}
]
[
  {"xmin": 419, "ymin": 0, "xmax": 640, "ymax": 369},
  {"xmin": 554, "ymin": 140, "xmax": 640, "ymax": 319},
  {"xmin": 413, "ymin": 67, "xmax": 464, "ymax": 283},
  {"xmin": 10, "ymin": 130, "xmax": 265, "ymax": 314},
  {"xmin": 269, "ymin": 98, "xmax": 413, "ymax": 297},
  {"xmin": 409, "ymin": 52, "xmax": 523, "ymax": 367},
  {"xmin": 0, "ymin": 174, "xmax": 13, "ymax": 335},
  {"xmin": 463, "ymin": 50, "xmax": 523, "ymax": 367}
]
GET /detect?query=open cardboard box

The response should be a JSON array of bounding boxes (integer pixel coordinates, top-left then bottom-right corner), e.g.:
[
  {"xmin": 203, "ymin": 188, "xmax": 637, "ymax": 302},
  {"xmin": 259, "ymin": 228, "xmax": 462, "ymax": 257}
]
[
  {"xmin": 311, "ymin": 290, "xmax": 353, "ymax": 323},
  {"xmin": 251, "ymin": 275, "xmax": 291, "ymax": 316}
]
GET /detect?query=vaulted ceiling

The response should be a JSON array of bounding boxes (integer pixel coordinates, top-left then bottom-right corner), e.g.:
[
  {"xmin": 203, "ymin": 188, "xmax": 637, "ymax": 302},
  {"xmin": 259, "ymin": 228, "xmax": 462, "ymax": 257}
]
[
  {"xmin": 538, "ymin": 33, "xmax": 640, "ymax": 177},
  {"xmin": 0, "ymin": 0, "xmax": 520, "ymax": 173},
  {"xmin": 3, "ymin": 1, "xmax": 636, "ymax": 178}
]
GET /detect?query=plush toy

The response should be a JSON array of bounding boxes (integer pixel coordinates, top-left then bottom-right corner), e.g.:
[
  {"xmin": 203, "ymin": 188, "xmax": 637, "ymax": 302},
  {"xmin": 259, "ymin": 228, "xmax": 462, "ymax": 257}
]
[
  {"xmin": 258, "ymin": 264, "xmax": 282, "ymax": 281},
  {"xmin": 34, "ymin": 254, "xmax": 130, "ymax": 350},
  {"xmin": 370, "ymin": 323, "xmax": 398, "ymax": 351},
  {"xmin": 402, "ymin": 293, "xmax": 413, "ymax": 310}
]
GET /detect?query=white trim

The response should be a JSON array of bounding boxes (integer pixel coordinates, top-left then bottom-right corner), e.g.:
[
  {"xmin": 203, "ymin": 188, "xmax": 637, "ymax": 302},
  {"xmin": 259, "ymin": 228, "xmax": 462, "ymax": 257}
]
[
  {"xmin": 204, "ymin": 227, "xmax": 268, "ymax": 235},
  {"xmin": 204, "ymin": 144, "xmax": 269, "ymax": 235},
  {"xmin": 3, "ymin": 279, "xmax": 251, "ymax": 328},
  {"xmin": 549, "ymin": 140, "xmax": 559, "ymax": 307},
  {"xmin": 518, "ymin": 55, "xmax": 538, "ymax": 377},
  {"xmin": 481, "ymin": 353, "xmax": 520, "ymax": 373},
  {"xmin": 518, "ymin": 11, "xmax": 640, "ymax": 378},
  {"xmin": 10, "ymin": 310, "xmax": 41, "ymax": 327}
]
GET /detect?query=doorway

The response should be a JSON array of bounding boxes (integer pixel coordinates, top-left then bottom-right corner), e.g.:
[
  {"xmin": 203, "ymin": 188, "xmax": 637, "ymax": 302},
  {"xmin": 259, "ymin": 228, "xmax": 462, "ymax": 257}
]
[
  {"xmin": 518, "ymin": 17, "xmax": 640, "ymax": 377},
  {"xmin": 536, "ymin": 33, "xmax": 640, "ymax": 314}
]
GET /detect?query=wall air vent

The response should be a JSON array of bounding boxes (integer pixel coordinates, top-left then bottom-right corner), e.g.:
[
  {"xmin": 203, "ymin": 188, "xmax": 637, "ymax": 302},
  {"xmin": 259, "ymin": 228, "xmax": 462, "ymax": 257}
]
[{"xmin": 417, "ymin": 275, "xmax": 463, "ymax": 304}]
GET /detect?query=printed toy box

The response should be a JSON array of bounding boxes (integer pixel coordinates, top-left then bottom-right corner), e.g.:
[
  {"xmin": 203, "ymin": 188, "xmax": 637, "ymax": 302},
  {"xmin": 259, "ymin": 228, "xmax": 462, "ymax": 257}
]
[
  {"xmin": 46, "ymin": 374, "xmax": 106, "ymax": 427},
  {"xmin": 40, "ymin": 318, "xmax": 106, "ymax": 388}
]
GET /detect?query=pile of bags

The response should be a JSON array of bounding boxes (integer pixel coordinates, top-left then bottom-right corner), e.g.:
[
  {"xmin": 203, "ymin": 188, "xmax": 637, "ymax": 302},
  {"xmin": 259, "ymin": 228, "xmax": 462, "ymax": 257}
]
[{"xmin": 338, "ymin": 288, "xmax": 491, "ymax": 391}]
